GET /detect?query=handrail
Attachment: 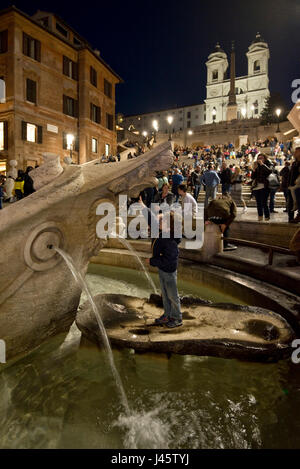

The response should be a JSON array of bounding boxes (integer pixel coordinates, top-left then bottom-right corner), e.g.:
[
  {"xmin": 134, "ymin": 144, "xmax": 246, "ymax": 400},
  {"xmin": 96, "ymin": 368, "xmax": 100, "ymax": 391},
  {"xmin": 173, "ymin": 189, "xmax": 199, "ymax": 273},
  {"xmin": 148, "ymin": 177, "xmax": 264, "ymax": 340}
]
[{"xmin": 221, "ymin": 236, "xmax": 294, "ymax": 265}]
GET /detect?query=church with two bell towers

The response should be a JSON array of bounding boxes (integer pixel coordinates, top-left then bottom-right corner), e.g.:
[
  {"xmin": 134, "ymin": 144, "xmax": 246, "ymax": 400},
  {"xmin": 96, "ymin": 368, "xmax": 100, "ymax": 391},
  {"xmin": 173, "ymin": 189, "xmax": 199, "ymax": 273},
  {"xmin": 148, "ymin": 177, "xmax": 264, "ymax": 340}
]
[
  {"xmin": 122, "ymin": 33, "xmax": 271, "ymax": 133},
  {"xmin": 205, "ymin": 33, "xmax": 270, "ymax": 124}
]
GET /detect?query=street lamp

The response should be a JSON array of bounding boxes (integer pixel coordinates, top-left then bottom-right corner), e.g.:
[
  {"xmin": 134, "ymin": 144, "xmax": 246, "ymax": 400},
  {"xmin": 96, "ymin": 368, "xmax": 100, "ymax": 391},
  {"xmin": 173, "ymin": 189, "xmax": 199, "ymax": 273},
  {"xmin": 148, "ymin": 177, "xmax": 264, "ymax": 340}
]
[
  {"xmin": 152, "ymin": 120, "xmax": 158, "ymax": 143},
  {"xmin": 275, "ymin": 108, "xmax": 282, "ymax": 132},
  {"xmin": 212, "ymin": 108, "xmax": 217, "ymax": 124},
  {"xmin": 188, "ymin": 130, "xmax": 193, "ymax": 136},
  {"xmin": 142, "ymin": 131, "xmax": 148, "ymax": 137},
  {"xmin": 167, "ymin": 115, "xmax": 174, "ymax": 141},
  {"xmin": 241, "ymin": 107, "xmax": 247, "ymax": 119},
  {"xmin": 66, "ymin": 133, "xmax": 75, "ymax": 161}
]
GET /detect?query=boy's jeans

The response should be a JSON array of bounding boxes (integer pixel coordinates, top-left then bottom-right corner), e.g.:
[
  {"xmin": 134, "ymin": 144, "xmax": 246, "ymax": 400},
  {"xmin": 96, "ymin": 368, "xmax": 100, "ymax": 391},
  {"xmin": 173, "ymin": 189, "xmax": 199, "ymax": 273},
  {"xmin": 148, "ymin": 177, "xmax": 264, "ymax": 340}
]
[{"xmin": 159, "ymin": 270, "xmax": 181, "ymax": 321}]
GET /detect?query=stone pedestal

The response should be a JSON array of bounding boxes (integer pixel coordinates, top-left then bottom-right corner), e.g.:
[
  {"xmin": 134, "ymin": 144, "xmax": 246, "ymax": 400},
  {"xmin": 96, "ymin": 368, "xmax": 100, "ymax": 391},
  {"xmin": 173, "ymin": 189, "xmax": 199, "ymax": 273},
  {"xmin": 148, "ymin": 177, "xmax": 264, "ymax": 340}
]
[{"xmin": 227, "ymin": 104, "xmax": 238, "ymax": 121}]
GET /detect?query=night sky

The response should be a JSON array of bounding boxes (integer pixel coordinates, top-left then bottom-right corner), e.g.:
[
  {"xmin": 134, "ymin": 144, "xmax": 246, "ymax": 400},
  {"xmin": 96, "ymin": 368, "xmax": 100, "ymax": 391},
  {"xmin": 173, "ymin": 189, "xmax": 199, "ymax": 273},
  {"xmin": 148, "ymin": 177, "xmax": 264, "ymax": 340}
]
[{"xmin": 4, "ymin": 0, "xmax": 300, "ymax": 116}]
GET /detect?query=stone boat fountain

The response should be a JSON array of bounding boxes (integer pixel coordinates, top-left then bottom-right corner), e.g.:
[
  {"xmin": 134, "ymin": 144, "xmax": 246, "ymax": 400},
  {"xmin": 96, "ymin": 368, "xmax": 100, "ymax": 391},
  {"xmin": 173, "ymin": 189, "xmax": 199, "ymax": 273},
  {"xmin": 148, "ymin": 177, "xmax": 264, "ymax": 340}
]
[
  {"xmin": 0, "ymin": 142, "xmax": 173, "ymax": 360},
  {"xmin": 0, "ymin": 141, "xmax": 296, "ymax": 362}
]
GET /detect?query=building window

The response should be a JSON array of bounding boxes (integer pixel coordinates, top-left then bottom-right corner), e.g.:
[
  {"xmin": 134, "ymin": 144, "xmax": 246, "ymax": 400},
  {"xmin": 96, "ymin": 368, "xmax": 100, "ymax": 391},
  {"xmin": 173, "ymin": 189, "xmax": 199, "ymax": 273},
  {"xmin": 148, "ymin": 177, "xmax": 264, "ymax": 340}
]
[
  {"xmin": 63, "ymin": 95, "xmax": 78, "ymax": 118},
  {"xmin": 90, "ymin": 67, "xmax": 97, "ymax": 87},
  {"xmin": 23, "ymin": 33, "xmax": 41, "ymax": 62},
  {"xmin": 254, "ymin": 60, "xmax": 261, "ymax": 72},
  {"xmin": 0, "ymin": 121, "xmax": 8, "ymax": 151},
  {"xmin": 26, "ymin": 79, "xmax": 37, "ymax": 104},
  {"xmin": 212, "ymin": 70, "xmax": 218, "ymax": 80},
  {"xmin": 92, "ymin": 138, "xmax": 98, "ymax": 154},
  {"xmin": 63, "ymin": 56, "xmax": 78, "ymax": 80},
  {"xmin": 0, "ymin": 30, "xmax": 8, "ymax": 54},
  {"xmin": 90, "ymin": 103, "xmax": 101, "ymax": 124},
  {"xmin": 187, "ymin": 112, "xmax": 191, "ymax": 119},
  {"xmin": 21, "ymin": 121, "xmax": 42, "ymax": 144},
  {"xmin": 105, "ymin": 143, "xmax": 110, "ymax": 157},
  {"xmin": 0, "ymin": 77, "xmax": 5, "ymax": 103},
  {"xmin": 104, "ymin": 79, "xmax": 112, "ymax": 98},
  {"xmin": 106, "ymin": 113, "xmax": 114, "ymax": 131},
  {"xmin": 187, "ymin": 121, "xmax": 191, "ymax": 128},
  {"xmin": 56, "ymin": 22, "xmax": 68, "ymax": 38},
  {"xmin": 62, "ymin": 132, "xmax": 79, "ymax": 151}
]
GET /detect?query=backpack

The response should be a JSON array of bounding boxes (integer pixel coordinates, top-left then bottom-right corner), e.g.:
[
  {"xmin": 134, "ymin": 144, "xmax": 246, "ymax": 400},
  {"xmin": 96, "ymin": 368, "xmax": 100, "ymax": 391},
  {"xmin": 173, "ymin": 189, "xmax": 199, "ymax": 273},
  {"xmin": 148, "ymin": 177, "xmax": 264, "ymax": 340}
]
[{"xmin": 267, "ymin": 172, "xmax": 280, "ymax": 190}]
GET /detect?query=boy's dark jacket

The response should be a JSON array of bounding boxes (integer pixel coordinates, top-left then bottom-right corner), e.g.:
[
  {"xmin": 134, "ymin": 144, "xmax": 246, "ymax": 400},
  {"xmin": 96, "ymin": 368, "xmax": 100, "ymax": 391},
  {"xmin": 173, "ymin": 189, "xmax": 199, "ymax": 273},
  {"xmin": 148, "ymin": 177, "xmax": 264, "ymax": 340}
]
[{"xmin": 150, "ymin": 236, "xmax": 181, "ymax": 273}]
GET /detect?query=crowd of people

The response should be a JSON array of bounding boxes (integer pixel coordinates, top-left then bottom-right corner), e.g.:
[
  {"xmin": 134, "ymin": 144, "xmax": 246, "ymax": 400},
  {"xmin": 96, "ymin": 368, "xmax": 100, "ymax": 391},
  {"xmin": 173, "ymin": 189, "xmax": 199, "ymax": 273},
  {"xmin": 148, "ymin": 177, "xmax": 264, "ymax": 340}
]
[
  {"xmin": 167, "ymin": 138, "xmax": 300, "ymax": 224},
  {"xmin": 0, "ymin": 166, "xmax": 35, "ymax": 208}
]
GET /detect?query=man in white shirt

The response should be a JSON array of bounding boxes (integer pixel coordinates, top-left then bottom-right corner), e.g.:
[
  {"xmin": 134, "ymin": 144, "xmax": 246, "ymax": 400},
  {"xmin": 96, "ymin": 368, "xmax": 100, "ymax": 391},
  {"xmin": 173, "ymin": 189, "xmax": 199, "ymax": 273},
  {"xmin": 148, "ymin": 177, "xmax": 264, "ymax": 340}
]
[{"xmin": 178, "ymin": 184, "xmax": 198, "ymax": 215}]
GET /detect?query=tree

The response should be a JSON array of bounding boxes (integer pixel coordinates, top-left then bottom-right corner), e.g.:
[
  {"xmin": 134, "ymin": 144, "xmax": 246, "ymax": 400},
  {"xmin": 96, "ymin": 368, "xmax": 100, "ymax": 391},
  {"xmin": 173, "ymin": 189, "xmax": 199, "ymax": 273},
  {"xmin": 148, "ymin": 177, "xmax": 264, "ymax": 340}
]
[{"xmin": 260, "ymin": 92, "xmax": 288, "ymax": 125}]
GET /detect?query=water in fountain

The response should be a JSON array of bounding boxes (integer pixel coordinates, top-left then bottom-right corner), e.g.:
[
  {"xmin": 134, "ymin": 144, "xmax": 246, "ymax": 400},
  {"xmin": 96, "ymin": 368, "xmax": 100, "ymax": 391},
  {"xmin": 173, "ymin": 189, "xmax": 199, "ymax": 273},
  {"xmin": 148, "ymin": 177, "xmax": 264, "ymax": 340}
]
[
  {"xmin": 112, "ymin": 234, "xmax": 158, "ymax": 296},
  {"xmin": 53, "ymin": 247, "xmax": 130, "ymax": 415},
  {"xmin": 53, "ymin": 247, "xmax": 168, "ymax": 449}
]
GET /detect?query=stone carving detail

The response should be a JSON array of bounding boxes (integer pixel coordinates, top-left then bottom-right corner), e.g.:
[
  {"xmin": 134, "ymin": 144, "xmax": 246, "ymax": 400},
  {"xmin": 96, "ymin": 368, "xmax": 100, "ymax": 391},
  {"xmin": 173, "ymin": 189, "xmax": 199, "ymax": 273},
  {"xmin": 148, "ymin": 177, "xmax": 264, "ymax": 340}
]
[
  {"xmin": 30, "ymin": 153, "xmax": 64, "ymax": 190},
  {"xmin": 0, "ymin": 142, "xmax": 174, "ymax": 360}
]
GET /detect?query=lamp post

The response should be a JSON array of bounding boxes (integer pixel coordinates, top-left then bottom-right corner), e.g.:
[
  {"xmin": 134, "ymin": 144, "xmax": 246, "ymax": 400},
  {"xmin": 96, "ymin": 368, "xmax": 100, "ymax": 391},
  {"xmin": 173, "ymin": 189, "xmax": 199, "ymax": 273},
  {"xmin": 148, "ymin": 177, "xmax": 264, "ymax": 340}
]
[
  {"xmin": 251, "ymin": 104, "xmax": 255, "ymax": 119},
  {"xmin": 152, "ymin": 120, "xmax": 158, "ymax": 143},
  {"xmin": 275, "ymin": 108, "xmax": 282, "ymax": 133},
  {"xmin": 167, "ymin": 115, "xmax": 174, "ymax": 141},
  {"xmin": 66, "ymin": 133, "xmax": 75, "ymax": 162}
]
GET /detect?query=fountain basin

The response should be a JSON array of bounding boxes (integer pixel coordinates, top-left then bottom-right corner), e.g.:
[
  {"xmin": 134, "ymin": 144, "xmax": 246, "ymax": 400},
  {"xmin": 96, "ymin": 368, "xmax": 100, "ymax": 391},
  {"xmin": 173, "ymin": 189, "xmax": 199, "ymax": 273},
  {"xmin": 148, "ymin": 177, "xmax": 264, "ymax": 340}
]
[{"xmin": 76, "ymin": 294, "xmax": 295, "ymax": 362}]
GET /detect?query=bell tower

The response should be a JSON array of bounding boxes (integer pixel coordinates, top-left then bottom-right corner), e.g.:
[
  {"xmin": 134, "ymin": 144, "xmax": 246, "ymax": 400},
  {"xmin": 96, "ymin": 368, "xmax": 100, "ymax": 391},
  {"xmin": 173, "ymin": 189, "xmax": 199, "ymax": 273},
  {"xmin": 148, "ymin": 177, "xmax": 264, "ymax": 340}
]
[
  {"xmin": 246, "ymin": 32, "xmax": 270, "ymax": 76},
  {"xmin": 205, "ymin": 43, "xmax": 228, "ymax": 123}
]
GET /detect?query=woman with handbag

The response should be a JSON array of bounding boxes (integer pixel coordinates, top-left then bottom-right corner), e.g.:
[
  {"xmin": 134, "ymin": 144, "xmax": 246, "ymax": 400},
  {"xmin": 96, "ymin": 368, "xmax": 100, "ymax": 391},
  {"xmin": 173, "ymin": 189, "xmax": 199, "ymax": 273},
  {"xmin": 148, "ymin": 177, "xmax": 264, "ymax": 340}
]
[{"xmin": 251, "ymin": 154, "xmax": 272, "ymax": 221}]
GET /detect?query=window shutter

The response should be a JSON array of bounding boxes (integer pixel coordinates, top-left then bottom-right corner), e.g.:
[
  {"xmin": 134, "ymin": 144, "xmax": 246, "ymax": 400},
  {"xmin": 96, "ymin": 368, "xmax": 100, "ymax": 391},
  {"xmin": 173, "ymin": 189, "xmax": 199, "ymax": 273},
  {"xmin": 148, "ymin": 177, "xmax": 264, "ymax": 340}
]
[
  {"xmin": 63, "ymin": 56, "xmax": 69, "ymax": 75},
  {"xmin": 90, "ymin": 103, "xmax": 93, "ymax": 121},
  {"xmin": 97, "ymin": 106, "xmax": 101, "ymax": 124},
  {"xmin": 75, "ymin": 135, "xmax": 79, "ymax": 152},
  {"xmin": 62, "ymin": 132, "xmax": 67, "ymax": 149},
  {"xmin": 3, "ymin": 121, "xmax": 8, "ymax": 150},
  {"xmin": 27, "ymin": 79, "xmax": 36, "ymax": 103},
  {"xmin": 74, "ymin": 99, "xmax": 79, "ymax": 118},
  {"xmin": 72, "ymin": 62, "xmax": 78, "ymax": 81},
  {"xmin": 21, "ymin": 121, "xmax": 27, "ymax": 140},
  {"xmin": 23, "ymin": 33, "xmax": 28, "ymax": 55},
  {"xmin": 37, "ymin": 125, "xmax": 43, "ymax": 144},
  {"xmin": 63, "ymin": 95, "xmax": 68, "ymax": 114},
  {"xmin": 35, "ymin": 40, "xmax": 41, "ymax": 62}
]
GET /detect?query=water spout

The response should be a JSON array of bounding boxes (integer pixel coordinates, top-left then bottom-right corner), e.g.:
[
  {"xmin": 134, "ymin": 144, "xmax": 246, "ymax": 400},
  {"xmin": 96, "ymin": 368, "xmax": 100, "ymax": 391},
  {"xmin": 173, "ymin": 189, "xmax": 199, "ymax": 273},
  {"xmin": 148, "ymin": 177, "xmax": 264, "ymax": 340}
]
[
  {"xmin": 53, "ymin": 247, "xmax": 130, "ymax": 416},
  {"xmin": 112, "ymin": 234, "xmax": 158, "ymax": 296}
]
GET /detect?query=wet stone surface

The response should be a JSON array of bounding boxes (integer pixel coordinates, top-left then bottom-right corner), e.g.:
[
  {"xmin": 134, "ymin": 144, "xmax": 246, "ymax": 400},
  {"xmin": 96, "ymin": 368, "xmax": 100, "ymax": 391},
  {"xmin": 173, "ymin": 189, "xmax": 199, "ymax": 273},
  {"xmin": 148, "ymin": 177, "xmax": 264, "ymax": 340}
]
[{"xmin": 76, "ymin": 294, "xmax": 296, "ymax": 362}]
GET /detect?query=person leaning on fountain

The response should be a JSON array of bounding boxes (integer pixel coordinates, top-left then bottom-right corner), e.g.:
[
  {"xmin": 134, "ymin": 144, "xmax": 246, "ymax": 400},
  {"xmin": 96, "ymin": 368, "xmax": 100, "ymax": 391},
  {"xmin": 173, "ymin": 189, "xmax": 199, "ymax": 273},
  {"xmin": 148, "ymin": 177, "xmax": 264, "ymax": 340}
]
[
  {"xmin": 206, "ymin": 193, "xmax": 237, "ymax": 251},
  {"xmin": 145, "ymin": 211, "xmax": 182, "ymax": 329}
]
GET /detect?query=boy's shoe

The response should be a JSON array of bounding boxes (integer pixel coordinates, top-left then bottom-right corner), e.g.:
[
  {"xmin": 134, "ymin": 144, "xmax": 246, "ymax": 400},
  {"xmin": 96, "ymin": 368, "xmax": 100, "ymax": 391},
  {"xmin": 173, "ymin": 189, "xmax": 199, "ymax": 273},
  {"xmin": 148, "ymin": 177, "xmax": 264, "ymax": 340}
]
[
  {"xmin": 166, "ymin": 318, "xmax": 183, "ymax": 328},
  {"xmin": 223, "ymin": 244, "xmax": 237, "ymax": 251},
  {"xmin": 154, "ymin": 315, "xmax": 169, "ymax": 325}
]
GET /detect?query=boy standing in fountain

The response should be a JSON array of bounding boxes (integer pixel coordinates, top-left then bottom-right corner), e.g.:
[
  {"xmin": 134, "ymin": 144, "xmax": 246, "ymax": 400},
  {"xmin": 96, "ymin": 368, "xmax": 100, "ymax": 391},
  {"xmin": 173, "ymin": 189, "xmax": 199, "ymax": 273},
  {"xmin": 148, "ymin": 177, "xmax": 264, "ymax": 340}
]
[{"xmin": 146, "ymin": 211, "xmax": 182, "ymax": 328}]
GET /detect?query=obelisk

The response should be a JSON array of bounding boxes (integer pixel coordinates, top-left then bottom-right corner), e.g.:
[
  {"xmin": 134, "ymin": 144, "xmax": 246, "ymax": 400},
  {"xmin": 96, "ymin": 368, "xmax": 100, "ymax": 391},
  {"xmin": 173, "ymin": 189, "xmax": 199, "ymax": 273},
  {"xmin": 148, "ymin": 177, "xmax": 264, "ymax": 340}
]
[{"xmin": 227, "ymin": 41, "xmax": 238, "ymax": 121}]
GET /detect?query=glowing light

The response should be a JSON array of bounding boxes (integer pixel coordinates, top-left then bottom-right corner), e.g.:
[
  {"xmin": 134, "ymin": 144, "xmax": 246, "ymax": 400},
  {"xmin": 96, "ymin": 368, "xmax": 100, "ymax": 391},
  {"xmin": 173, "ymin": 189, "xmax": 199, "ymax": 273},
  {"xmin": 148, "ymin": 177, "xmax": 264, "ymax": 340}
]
[{"xmin": 66, "ymin": 133, "xmax": 75, "ymax": 150}]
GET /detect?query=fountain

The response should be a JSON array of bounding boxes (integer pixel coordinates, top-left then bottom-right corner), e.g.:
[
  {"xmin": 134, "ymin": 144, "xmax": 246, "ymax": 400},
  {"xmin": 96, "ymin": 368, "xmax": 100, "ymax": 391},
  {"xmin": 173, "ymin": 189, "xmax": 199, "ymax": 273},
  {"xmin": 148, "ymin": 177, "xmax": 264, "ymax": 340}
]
[{"xmin": 0, "ymin": 142, "xmax": 174, "ymax": 360}]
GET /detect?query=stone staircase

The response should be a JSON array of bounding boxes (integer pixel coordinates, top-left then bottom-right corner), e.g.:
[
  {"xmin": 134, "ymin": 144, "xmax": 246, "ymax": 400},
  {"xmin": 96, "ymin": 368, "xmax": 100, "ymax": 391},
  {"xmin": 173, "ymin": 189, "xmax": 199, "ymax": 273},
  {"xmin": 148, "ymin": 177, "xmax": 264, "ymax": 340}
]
[{"xmin": 195, "ymin": 186, "xmax": 286, "ymax": 208}]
